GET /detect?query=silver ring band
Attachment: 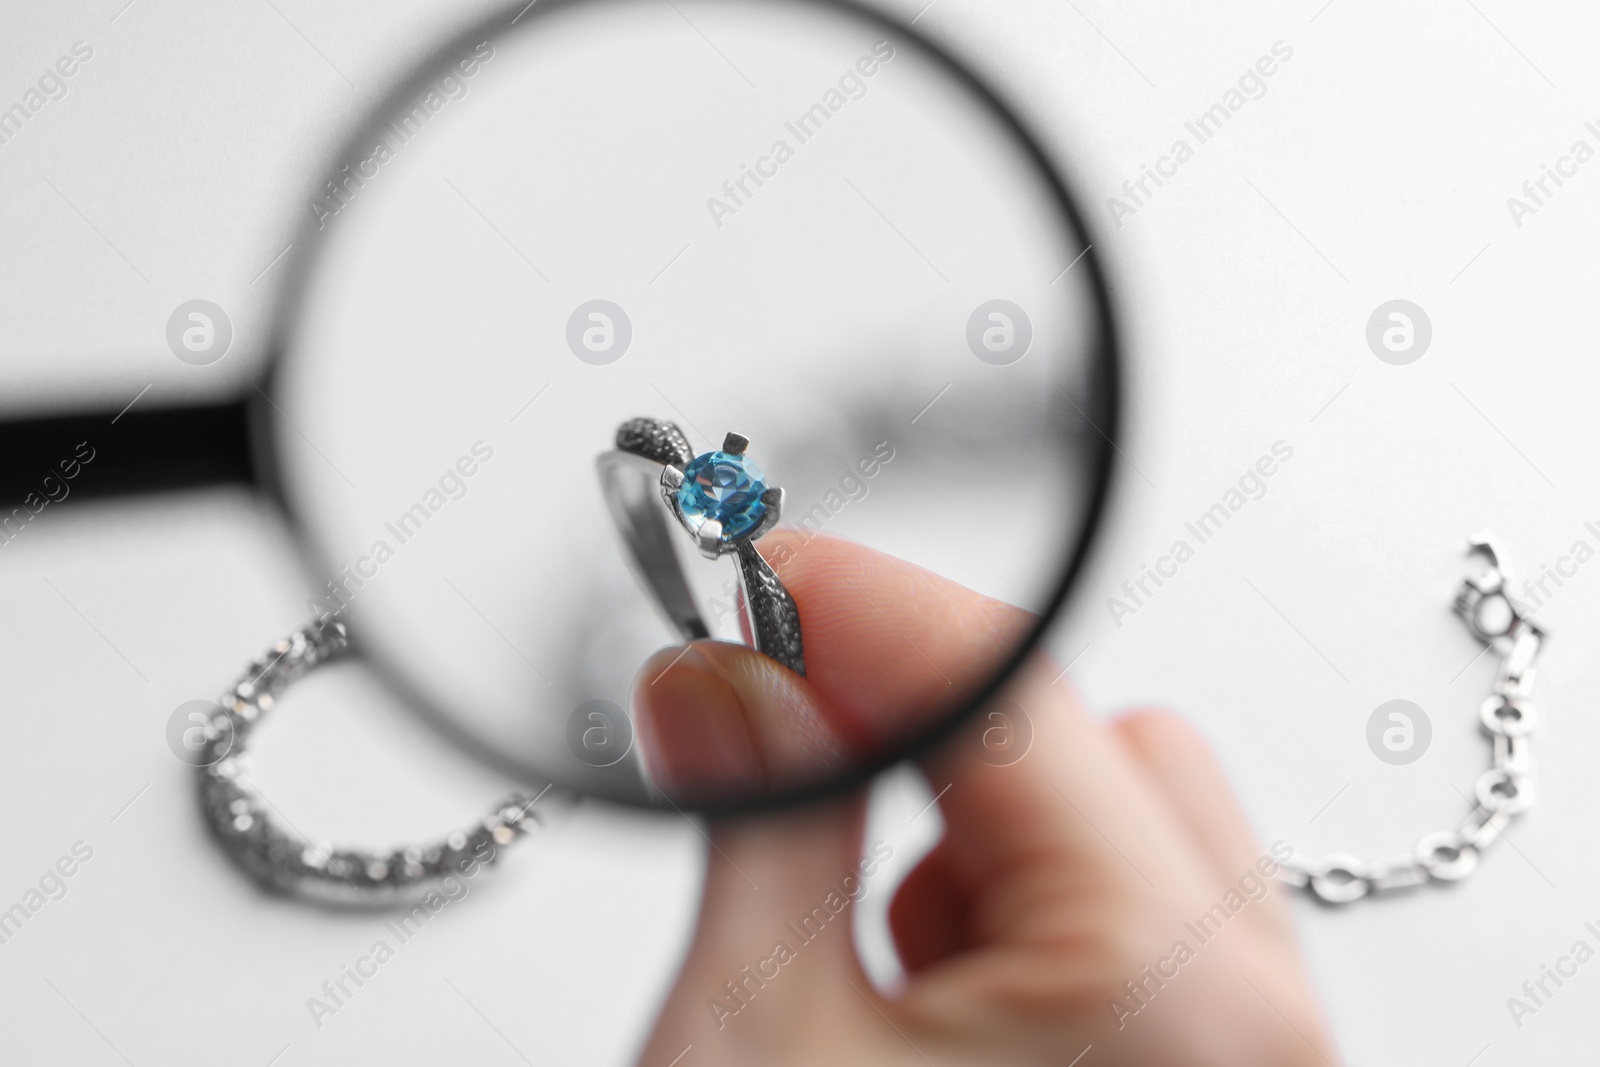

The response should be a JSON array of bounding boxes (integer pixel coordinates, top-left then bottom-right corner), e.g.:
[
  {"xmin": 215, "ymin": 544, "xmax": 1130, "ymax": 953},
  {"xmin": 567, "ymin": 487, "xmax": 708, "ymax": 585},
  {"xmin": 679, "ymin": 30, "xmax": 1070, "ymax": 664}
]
[{"xmin": 597, "ymin": 417, "xmax": 805, "ymax": 676}]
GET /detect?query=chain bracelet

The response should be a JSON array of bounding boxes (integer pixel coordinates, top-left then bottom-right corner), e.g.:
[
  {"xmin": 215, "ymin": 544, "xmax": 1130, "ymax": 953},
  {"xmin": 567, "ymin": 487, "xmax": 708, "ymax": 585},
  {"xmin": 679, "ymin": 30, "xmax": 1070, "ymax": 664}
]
[
  {"xmin": 194, "ymin": 618, "xmax": 550, "ymax": 903},
  {"xmin": 1278, "ymin": 533, "xmax": 1545, "ymax": 905}
]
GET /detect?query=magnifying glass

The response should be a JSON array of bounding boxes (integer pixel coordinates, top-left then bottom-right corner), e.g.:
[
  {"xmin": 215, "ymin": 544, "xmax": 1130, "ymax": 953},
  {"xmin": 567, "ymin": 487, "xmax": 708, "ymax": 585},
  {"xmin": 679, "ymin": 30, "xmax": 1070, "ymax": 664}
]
[{"xmin": 2, "ymin": 0, "xmax": 1119, "ymax": 815}]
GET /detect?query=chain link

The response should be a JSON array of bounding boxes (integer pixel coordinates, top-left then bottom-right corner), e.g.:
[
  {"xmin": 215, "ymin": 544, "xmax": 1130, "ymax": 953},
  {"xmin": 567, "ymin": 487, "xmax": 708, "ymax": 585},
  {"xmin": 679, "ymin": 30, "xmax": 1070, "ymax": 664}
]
[
  {"xmin": 196, "ymin": 618, "xmax": 554, "ymax": 903},
  {"xmin": 1281, "ymin": 533, "xmax": 1545, "ymax": 905}
]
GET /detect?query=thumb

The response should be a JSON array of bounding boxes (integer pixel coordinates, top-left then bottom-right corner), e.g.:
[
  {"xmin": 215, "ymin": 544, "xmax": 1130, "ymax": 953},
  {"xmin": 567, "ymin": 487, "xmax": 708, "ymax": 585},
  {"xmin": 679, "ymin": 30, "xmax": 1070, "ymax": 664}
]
[
  {"xmin": 628, "ymin": 529, "xmax": 1035, "ymax": 803},
  {"xmin": 638, "ymin": 795, "xmax": 896, "ymax": 1063}
]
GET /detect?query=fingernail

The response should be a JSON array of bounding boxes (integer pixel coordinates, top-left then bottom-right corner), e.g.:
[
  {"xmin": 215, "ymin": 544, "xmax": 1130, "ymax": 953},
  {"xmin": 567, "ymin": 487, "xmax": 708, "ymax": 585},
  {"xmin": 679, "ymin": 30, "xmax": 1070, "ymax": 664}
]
[{"xmin": 633, "ymin": 644, "xmax": 762, "ymax": 798}]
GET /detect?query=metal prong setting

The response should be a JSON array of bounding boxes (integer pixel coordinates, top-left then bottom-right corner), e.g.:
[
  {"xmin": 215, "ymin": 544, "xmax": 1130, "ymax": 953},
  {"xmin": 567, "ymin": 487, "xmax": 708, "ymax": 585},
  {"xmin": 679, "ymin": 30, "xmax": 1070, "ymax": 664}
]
[
  {"xmin": 697, "ymin": 518, "xmax": 724, "ymax": 559},
  {"xmin": 659, "ymin": 465, "xmax": 689, "ymax": 535},
  {"xmin": 660, "ymin": 436, "xmax": 780, "ymax": 554},
  {"xmin": 660, "ymin": 463, "xmax": 706, "ymax": 545}
]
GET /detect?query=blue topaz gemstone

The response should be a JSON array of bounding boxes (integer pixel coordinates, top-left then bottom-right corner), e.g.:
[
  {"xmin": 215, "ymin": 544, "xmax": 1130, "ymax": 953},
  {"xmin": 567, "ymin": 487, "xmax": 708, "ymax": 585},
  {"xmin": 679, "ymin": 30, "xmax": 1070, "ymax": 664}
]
[{"xmin": 677, "ymin": 450, "xmax": 768, "ymax": 540}]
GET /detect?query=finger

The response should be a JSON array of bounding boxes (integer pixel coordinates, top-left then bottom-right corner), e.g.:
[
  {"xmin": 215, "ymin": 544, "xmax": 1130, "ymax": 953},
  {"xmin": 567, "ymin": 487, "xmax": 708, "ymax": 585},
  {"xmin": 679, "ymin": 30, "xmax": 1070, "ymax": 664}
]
[
  {"xmin": 886, "ymin": 843, "xmax": 969, "ymax": 974},
  {"xmin": 699, "ymin": 797, "xmax": 873, "ymax": 975},
  {"xmin": 631, "ymin": 531, "xmax": 1035, "ymax": 799},
  {"xmin": 632, "ymin": 640, "xmax": 857, "ymax": 801},
  {"xmin": 756, "ymin": 530, "xmax": 1036, "ymax": 748},
  {"xmin": 915, "ymin": 666, "xmax": 1195, "ymax": 936},
  {"xmin": 888, "ymin": 676, "xmax": 1241, "ymax": 1051},
  {"xmin": 638, "ymin": 796, "xmax": 890, "ymax": 1061},
  {"xmin": 1109, "ymin": 709, "xmax": 1267, "ymax": 883},
  {"xmin": 635, "ymin": 533, "xmax": 1201, "ymax": 949},
  {"xmin": 1110, "ymin": 708, "xmax": 1298, "ymax": 938},
  {"xmin": 637, "ymin": 532, "xmax": 1198, "ymax": 918},
  {"xmin": 763, "ymin": 535, "xmax": 1212, "ymax": 920}
]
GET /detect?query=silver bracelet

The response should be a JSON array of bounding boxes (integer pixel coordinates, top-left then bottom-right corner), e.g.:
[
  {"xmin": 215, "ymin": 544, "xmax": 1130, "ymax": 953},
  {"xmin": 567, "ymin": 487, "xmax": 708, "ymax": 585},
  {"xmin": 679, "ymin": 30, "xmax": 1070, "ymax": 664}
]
[
  {"xmin": 194, "ymin": 618, "xmax": 547, "ymax": 903},
  {"xmin": 1279, "ymin": 533, "xmax": 1544, "ymax": 904}
]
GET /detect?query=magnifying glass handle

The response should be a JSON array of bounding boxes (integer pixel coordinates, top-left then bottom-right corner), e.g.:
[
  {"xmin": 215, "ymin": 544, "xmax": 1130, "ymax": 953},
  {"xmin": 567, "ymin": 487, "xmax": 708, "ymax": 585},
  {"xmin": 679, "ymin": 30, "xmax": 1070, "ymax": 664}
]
[{"xmin": 0, "ymin": 396, "xmax": 257, "ymax": 508}]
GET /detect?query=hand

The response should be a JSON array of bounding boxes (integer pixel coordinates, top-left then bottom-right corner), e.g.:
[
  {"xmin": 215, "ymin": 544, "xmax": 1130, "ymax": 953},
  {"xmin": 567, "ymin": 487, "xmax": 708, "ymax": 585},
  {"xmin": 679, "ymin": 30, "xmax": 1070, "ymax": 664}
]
[{"xmin": 631, "ymin": 532, "xmax": 1340, "ymax": 1067}]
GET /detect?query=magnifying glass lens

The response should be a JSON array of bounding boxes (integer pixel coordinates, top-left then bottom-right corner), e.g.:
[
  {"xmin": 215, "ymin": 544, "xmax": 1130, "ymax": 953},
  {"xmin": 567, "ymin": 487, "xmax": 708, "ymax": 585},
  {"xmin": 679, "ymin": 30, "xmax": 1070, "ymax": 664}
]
[{"xmin": 273, "ymin": 0, "xmax": 1115, "ymax": 809}]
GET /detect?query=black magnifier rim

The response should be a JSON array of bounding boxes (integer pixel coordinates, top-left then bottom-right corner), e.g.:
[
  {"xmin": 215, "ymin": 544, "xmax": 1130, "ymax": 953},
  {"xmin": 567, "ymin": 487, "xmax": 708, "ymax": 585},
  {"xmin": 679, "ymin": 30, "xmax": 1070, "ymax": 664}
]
[{"xmin": 256, "ymin": 0, "xmax": 1122, "ymax": 819}]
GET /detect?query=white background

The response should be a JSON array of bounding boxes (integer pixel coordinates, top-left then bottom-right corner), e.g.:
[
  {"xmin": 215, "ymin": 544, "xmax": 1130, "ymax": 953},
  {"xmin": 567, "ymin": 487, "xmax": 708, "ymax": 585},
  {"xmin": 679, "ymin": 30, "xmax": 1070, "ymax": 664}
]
[{"xmin": 2, "ymin": 0, "xmax": 1598, "ymax": 1064}]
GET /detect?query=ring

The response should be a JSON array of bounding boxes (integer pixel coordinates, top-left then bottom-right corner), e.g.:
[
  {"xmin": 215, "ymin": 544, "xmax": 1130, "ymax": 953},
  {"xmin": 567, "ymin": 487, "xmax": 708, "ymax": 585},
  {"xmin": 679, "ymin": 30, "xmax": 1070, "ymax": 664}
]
[{"xmin": 596, "ymin": 417, "xmax": 805, "ymax": 676}]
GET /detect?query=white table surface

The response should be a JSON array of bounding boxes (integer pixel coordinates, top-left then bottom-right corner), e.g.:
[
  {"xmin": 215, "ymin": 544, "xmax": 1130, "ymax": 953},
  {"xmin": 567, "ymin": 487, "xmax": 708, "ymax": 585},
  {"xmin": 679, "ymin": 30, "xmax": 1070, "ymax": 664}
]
[{"xmin": 3, "ymin": 1, "xmax": 1597, "ymax": 1063}]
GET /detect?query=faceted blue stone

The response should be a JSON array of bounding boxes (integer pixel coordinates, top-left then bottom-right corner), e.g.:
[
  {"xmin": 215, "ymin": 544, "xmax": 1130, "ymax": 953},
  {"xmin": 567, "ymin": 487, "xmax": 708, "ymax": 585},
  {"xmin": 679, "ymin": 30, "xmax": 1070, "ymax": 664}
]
[{"xmin": 677, "ymin": 450, "xmax": 768, "ymax": 540}]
